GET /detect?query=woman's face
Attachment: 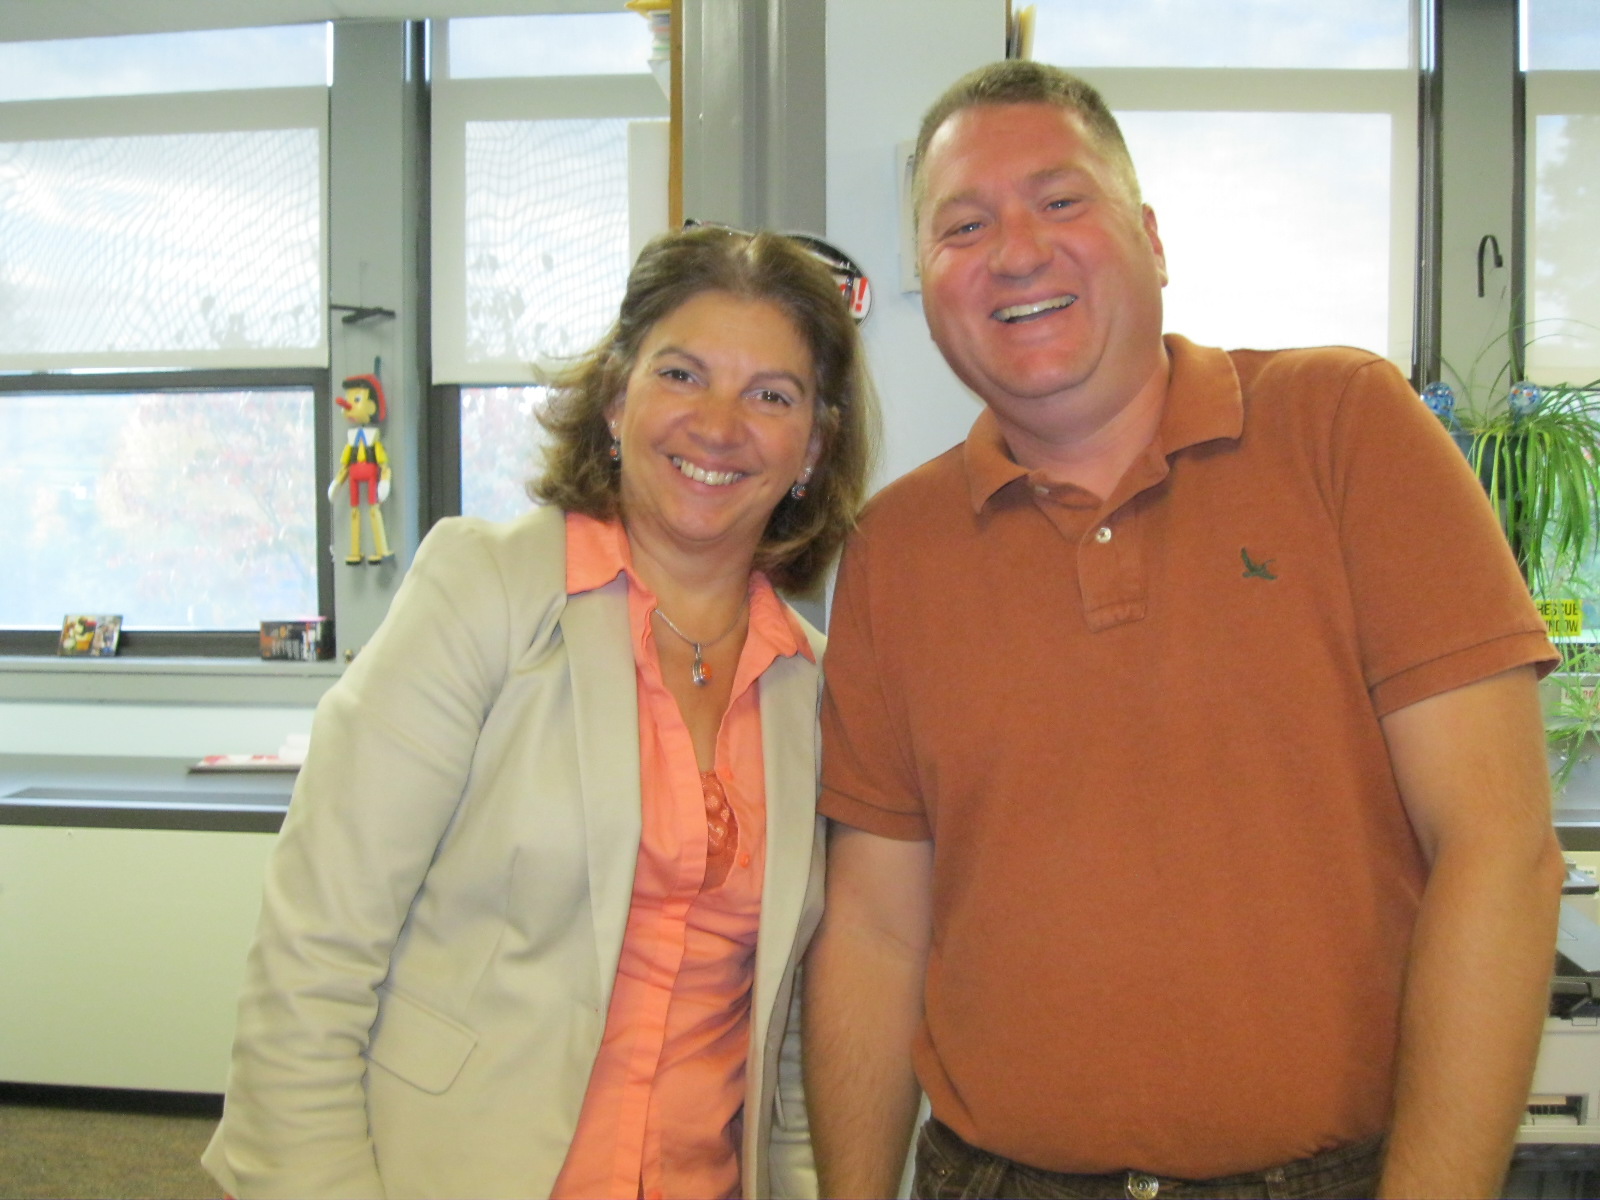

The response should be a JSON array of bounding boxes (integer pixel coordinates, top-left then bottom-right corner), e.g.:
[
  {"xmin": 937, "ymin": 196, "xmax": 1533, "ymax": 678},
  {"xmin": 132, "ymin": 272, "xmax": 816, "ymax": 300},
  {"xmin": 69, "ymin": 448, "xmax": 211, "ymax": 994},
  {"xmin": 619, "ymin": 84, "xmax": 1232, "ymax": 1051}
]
[{"xmin": 609, "ymin": 289, "xmax": 821, "ymax": 573}]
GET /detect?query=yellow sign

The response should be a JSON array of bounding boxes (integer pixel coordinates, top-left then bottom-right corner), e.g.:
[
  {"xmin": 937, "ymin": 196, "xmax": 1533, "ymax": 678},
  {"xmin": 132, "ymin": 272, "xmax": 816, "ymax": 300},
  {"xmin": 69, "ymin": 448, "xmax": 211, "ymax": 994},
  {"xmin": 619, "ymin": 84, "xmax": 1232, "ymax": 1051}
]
[{"xmin": 1540, "ymin": 599, "xmax": 1584, "ymax": 639}]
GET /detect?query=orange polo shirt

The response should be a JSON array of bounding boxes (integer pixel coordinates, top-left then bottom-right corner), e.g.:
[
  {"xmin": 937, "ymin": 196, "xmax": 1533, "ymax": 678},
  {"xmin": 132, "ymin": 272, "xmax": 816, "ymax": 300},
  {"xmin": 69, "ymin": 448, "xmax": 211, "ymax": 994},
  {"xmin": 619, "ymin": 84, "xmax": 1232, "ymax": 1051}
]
[
  {"xmin": 820, "ymin": 338, "xmax": 1556, "ymax": 1177},
  {"xmin": 551, "ymin": 512, "xmax": 814, "ymax": 1200}
]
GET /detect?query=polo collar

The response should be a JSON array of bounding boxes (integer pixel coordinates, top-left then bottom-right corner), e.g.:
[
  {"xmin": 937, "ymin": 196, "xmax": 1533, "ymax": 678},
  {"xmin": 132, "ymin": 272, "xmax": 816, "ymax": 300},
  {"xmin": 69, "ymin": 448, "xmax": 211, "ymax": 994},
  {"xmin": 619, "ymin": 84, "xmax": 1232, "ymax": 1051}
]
[
  {"xmin": 962, "ymin": 333, "xmax": 1244, "ymax": 513},
  {"xmin": 1158, "ymin": 334, "xmax": 1244, "ymax": 458},
  {"xmin": 962, "ymin": 408, "xmax": 1031, "ymax": 513}
]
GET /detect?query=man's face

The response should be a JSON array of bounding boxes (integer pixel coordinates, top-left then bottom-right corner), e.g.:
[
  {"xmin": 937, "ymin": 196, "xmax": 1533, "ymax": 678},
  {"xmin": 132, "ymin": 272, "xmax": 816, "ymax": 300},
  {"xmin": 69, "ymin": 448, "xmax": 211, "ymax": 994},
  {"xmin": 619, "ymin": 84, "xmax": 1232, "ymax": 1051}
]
[{"xmin": 917, "ymin": 103, "xmax": 1168, "ymax": 433}]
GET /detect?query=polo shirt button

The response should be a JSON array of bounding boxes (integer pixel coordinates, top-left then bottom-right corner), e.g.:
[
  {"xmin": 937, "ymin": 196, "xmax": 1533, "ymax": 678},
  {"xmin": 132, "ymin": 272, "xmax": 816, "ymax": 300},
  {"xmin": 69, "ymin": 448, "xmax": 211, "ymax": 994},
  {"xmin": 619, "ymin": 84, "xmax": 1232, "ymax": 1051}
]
[
  {"xmin": 1033, "ymin": 483, "xmax": 1050, "ymax": 496},
  {"xmin": 1126, "ymin": 1172, "xmax": 1160, "ymax": 1199},
  {"xmin": 1094, "ymin": 525, "xmax": 1113, "ymax": 543}
]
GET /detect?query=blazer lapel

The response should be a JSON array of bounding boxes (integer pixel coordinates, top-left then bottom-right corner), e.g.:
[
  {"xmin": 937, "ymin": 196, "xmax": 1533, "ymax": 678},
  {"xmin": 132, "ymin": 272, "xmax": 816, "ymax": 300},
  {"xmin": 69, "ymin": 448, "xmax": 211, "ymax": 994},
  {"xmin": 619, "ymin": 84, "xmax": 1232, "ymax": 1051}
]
[
  {"xmin": 563, "ymin": 577, "xmax": 643, "ymax": 1014},
  {"xmin": 753, "ymin": 648, "xmax": 821, "ymax": 1012}
]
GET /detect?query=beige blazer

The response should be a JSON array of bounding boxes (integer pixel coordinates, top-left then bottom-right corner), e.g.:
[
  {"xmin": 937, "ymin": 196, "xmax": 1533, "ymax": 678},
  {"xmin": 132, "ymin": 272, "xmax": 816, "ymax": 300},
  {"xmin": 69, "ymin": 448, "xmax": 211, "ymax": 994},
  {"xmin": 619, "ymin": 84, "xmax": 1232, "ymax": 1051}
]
[{"xmin": 203, "ymin": 508, "xmax": 824, "ymax": 1199}]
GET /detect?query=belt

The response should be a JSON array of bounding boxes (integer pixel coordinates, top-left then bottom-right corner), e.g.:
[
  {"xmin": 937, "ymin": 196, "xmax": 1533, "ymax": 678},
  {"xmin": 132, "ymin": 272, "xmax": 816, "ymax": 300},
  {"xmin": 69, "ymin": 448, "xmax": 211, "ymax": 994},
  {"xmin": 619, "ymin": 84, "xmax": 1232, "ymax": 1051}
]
[{"xmin": 923, "ymin": 1118, "xmax": 1385, "ymax": 1199}]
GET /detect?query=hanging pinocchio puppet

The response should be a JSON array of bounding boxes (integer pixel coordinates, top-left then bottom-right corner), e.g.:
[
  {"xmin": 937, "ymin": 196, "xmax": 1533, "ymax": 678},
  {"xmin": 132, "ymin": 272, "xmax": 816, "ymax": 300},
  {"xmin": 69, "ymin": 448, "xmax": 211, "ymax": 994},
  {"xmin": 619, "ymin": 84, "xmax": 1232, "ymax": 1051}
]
[{"xmin": 329, "ymin": 373, "xmax": 393, "ymax": 565}]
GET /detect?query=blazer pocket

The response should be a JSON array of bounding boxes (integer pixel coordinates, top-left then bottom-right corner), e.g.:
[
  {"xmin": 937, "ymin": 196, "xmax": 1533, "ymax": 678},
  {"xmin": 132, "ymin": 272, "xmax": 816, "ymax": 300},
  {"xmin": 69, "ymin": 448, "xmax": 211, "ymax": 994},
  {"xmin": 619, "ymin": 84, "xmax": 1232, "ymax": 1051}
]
[{"xmin": 365, "ymin": 984, "xmax": 479, "ymax": 1095}]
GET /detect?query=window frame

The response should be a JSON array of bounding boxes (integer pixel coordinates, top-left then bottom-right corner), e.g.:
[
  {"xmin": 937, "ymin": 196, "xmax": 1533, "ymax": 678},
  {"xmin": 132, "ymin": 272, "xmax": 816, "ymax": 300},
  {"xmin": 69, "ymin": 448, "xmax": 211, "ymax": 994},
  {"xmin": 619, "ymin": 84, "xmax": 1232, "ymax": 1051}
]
[
  {"xmin": 0, "ymin": 85, "xmax": 331, "ymax": 373},
  {"xmin": 1057, "ymin": 62, "xmax": 1424, "ymax": 378},
  {"xmin": 0, "ymin": 24, "xmax": 336, "ymax": 665},
  {"xmin": 429, "ymin": 15, "xmax": 667, "ymax": 388},
  {"xmin": 1522, "ymin": 68, "xmax": 1600, "ymax": 384},
  {"xmin": 428, "ymin": 15, "xmax": 669, "ymax": 527},
  {"xmin": 4, "ymin": 1, "xmax": 1575, "ymax": 673},
  {"xmin": 0, "ymin": 367, "xmax": 333, "ymax": 657}
]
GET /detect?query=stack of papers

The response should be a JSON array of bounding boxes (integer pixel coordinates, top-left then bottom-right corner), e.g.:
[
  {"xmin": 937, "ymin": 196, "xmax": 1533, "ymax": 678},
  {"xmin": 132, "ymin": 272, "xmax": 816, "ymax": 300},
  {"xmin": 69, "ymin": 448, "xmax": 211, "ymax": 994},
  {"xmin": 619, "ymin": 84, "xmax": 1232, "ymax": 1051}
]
[{"xmin": 191, "ymin": 733, "xmax": 311, "ymax": 773}]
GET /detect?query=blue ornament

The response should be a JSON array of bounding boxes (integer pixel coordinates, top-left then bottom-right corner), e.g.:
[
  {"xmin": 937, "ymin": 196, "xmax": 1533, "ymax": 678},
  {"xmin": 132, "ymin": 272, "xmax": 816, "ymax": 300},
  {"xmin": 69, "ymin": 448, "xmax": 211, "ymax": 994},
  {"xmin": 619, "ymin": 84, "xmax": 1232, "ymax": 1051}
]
[
  {"xmin": 1509, "ymin": 381, "xmax": 1542, "ymax": 417},
  {"xmin": 1421, "ymin": 381, "xmax": 1457, "ymax": 421}
]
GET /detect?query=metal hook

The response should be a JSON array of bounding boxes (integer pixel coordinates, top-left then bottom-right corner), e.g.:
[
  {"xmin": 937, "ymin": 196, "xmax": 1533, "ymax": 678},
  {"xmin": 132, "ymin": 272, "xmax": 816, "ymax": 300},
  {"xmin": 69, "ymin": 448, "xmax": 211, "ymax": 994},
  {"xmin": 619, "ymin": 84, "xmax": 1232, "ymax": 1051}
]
[
  {"xmin": 1476, "ymin": 234, "xmax": 1503, "ymax": 299},
  {"xmin": 330, "ymin": 303, "xmax": 397, "ymax": 325}
]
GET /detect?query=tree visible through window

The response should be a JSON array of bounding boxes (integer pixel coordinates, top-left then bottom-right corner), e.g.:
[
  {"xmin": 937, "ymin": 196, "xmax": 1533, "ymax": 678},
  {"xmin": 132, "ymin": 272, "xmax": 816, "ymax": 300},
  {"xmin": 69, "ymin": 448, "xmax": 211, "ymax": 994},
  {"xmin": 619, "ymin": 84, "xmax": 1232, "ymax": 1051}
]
[{"xmin": 0, "ymin": 388, "xmax": 318, "ymax": 629}]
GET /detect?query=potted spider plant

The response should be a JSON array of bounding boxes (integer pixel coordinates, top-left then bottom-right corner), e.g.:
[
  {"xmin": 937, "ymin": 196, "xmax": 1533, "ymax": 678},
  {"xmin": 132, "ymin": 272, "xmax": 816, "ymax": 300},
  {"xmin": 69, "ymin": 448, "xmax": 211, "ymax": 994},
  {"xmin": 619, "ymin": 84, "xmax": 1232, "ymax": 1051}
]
[
  {"xmin": 1432, "ymin": 311, "xmax": 1600, "ymax": 597},
  {"xmin": 1453, "ymin": 380, "xmax": 1600, "ymax": 596},
  {"xmin": 1430, "ymin": 322, "xmax": 1600, "ymax": 789},
  {"xmin": 1457, "ymin": 391, "xmax": 1600, "ymax": 791},
  {"xmin": 1546, "ymin": 643, "xmax": 1600, "ymax": 793}
]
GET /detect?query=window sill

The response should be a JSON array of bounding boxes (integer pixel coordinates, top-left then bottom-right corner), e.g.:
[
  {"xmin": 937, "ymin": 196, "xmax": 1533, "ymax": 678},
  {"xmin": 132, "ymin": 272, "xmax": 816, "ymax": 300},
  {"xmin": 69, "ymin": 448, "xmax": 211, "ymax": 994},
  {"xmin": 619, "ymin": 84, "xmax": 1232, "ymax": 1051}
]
[{"xmin": 0, "ymin": 656, "xmax": 342, "ymax": 706}]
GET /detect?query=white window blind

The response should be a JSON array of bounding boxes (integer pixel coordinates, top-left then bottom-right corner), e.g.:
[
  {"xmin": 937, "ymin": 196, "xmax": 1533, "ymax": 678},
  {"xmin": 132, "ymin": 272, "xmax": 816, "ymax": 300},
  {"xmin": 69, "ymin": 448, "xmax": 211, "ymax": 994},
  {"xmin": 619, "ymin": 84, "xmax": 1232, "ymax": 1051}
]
[
  {"xmin": 1032, "ymin": 0, "xmax": 1418, "ymax": 369},
  {"xmin": 0, "ymin": 26, "xmax": 329, "ymax": 371},
  {"xmin": 432, "ymin": 14, "xmax": 668, "ymax": 386}
]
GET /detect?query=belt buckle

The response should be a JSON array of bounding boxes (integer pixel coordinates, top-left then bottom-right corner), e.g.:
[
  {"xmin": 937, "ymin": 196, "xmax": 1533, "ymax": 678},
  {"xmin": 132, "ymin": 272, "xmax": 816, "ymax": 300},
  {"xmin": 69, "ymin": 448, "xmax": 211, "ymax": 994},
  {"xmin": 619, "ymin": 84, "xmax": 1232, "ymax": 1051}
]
[{"xmin": 1125, "ymin": 1171, "xmax": 1160, "ymax": 1199}]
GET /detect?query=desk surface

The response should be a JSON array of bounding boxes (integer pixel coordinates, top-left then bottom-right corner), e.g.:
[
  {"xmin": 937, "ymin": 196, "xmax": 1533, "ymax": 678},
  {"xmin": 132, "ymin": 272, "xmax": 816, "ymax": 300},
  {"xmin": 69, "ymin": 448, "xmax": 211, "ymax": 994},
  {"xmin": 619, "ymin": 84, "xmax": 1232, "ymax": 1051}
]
[
  {"xmin": 0, "ymin": 754, "xmax": 292, "ymax": 833},
  {"xmin": 3, "ymin": 751, "xmax": 1597, "ymax": 843},
  {"xmin": 1557, "ymin": 803, "xmax": 1600, "ymax": 852}
]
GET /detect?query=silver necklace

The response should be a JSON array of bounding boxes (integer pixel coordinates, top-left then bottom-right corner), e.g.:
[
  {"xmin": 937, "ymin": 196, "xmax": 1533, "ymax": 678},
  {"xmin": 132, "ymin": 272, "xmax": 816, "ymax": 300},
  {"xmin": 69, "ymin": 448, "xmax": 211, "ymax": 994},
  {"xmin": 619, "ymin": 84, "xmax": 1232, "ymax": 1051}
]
[{"xmin": 652, "ymin": 600, "xmax": 747, "ymax": 687}]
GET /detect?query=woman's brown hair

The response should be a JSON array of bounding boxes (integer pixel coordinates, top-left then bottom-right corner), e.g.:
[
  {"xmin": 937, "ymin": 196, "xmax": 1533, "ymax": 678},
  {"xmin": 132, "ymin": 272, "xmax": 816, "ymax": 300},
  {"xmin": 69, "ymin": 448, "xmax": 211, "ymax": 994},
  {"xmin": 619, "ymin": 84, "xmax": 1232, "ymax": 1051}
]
[{"xmin": 532, "ymin": 225, "xmax": 878, "ymax": 593}]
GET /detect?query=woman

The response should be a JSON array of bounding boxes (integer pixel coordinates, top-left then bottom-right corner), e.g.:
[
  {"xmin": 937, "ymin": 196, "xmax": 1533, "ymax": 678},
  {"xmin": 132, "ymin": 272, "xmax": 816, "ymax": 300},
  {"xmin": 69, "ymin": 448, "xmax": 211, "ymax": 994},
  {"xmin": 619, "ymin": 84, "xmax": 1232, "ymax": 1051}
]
[{"xmin": 202, "ymin": 226, "xmax": 876, "ymax": 1200}]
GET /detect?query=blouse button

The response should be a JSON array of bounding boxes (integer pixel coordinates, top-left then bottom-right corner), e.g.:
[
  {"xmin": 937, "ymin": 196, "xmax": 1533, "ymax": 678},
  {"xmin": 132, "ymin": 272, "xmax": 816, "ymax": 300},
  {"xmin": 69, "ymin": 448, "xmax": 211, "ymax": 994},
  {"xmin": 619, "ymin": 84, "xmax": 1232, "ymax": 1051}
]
[{"xmin": 1094, "ymin": 525, "xmax": 1113, "ymax": 544}]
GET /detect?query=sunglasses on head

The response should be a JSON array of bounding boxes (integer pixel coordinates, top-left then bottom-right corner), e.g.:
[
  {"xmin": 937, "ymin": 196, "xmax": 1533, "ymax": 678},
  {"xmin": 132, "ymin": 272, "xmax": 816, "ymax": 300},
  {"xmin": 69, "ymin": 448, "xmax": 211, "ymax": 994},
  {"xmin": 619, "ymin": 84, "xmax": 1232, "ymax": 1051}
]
[{"xmin": 681, "ymin": 219, "xmax": 873, "ymax": 325}]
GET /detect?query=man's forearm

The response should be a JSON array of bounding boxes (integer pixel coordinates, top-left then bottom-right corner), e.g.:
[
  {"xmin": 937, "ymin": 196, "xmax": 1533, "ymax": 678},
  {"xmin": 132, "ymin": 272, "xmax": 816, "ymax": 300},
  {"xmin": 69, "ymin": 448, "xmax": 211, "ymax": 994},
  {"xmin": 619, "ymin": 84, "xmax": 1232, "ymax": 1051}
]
[
  {"xmin": 1377, "ymin": 666, "xmax": 1564, "ymax": 1198},
  {"xmin": 1379, "ymin": 835, "xmax": 1563, "ymax": 1198},
  {"xmin": 803, "ymin": 827, "xmax": 933, "ymax": 1199},
  {"xmin": 803, "ymin": 915, "xmax": 925, "ymax": 1198}
]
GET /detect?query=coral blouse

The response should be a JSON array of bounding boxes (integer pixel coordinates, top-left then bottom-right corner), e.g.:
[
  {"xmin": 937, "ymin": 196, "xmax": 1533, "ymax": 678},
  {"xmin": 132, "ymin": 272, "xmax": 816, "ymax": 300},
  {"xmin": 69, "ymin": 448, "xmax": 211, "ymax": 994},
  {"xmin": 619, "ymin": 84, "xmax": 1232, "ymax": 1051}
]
[{"xmin": 551, "ymin": 513, "xmax": 814, "ymax": 1200}]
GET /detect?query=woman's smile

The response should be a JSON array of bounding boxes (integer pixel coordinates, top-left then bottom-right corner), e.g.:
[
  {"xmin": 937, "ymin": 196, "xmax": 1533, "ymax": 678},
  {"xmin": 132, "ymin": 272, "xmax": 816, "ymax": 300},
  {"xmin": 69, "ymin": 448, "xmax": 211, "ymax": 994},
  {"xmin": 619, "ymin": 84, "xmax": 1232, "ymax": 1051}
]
[{"xmin": 611, "ymin": 289, "xmax": 821, "ymax": 568}]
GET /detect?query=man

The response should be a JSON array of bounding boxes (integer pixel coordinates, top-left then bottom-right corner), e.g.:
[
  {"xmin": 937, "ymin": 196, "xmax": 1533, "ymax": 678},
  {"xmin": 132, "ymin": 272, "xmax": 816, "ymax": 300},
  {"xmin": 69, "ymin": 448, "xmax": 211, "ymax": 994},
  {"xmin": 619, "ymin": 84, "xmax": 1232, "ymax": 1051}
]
[{"xmin": 804, "ymin": 61, "xmax": 1564, "ymax": 1200}]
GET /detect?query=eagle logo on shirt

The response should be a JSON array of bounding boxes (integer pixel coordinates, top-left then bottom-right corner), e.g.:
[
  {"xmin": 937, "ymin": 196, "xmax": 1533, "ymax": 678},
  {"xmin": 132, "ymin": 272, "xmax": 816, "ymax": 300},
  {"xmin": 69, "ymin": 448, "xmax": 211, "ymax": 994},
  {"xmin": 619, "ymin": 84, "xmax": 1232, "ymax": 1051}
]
[{"xmin": 1240, "ymin": 548, "xmax": 1277, "ymax": 580}]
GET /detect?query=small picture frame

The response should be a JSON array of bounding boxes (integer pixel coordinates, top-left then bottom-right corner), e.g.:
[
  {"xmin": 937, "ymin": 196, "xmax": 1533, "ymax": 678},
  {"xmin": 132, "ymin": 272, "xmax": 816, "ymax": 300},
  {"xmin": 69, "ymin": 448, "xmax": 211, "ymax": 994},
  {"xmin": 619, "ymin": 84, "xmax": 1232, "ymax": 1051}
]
[
  {"xmin": 58, "ymin": 614, "xmax": 123, "ymax": 657},
  {"xmin": 259, "ymin": 617, "xmax": 331, "ymax": 662}
]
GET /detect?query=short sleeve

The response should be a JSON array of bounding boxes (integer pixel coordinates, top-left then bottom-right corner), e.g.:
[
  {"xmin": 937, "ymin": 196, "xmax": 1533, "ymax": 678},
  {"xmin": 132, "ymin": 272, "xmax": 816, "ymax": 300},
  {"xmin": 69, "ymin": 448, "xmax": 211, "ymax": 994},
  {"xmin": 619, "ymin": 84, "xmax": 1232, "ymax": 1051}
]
[
  {"xmin": 819, "ymin": 525, "xmax": 932, "ymax": 841},
  {"xmin": 1326, "ymin": 356, "xmax": 1557, "ymax": 715}
]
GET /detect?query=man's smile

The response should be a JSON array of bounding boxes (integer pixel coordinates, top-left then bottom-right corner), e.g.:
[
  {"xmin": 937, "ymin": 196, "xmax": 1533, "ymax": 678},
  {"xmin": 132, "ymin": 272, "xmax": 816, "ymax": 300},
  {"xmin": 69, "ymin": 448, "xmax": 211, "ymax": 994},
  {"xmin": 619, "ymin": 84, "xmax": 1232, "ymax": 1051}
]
[{"xmin": 992, "ymin": 294, "xmax": 1078, "ymax": 324}]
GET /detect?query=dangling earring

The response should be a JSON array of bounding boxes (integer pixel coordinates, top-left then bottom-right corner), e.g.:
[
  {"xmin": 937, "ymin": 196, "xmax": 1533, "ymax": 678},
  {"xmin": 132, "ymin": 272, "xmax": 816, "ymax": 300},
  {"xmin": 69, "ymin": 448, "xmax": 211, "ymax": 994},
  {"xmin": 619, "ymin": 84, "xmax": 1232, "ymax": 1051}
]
[
  {"xmin": 608, "ymin": 421, "xmax": 620, "ymax": 463},
  {"xmin": 790, "ymin": 466, "xmax": 813, "ymax": 501}
]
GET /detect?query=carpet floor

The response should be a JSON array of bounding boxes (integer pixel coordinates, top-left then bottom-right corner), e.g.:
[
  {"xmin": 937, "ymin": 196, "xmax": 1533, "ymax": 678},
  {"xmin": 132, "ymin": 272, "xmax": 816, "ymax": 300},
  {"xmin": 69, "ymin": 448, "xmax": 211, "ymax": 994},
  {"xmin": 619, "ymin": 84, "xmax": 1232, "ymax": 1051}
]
[{"xmin": 0, "ymin": 1085, "xmax": 222, "ymax": 1200}]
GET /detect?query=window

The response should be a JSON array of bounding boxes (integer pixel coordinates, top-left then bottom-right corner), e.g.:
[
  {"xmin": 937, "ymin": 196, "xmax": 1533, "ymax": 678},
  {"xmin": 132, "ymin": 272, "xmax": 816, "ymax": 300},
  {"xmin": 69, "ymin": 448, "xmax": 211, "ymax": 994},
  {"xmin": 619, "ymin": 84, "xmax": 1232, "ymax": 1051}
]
[
  {"xmin": 0, "ymin": 25, "xmax": 330, "ymax": 649},
  {"xmin": 1519, "ymin": 0, "xmax": 1600, "ymax": 628},
  {"xmin": 0, "ymin": 26, "xmax": 329, "ymax": 102},
  {"xmin": 1524, "ymin": 0, "xmax": 1600, "ymax": 384},
  {"xmin": 1031, "ymin": 0, "xmax": 1419, "ymax": 370},
  {"xmin": 0, "ymin": 378, "xmax": 322, "ymax": 631},
  {"xmin": 0, "ymin": 29, "xmax": 328, "ymax": 369},
  {"xmin": 459, "ymin": 385, "xmax": 550, "ymax": 519},
  {"xmin": 431, "ymin": 12, "xmax": 668, "ymax": 523},
  {"xmin": 447, "ymin": 13, "xmax": 652, "ymax": 80}
]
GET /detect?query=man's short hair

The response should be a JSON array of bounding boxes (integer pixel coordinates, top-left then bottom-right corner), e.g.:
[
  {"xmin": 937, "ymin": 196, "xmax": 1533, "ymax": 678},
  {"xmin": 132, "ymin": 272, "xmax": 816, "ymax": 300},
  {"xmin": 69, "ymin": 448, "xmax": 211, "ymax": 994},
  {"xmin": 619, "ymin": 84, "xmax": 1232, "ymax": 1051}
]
[{"xmin": 911, "ymin": 60, "xmax": 1142, "ymax": 223}]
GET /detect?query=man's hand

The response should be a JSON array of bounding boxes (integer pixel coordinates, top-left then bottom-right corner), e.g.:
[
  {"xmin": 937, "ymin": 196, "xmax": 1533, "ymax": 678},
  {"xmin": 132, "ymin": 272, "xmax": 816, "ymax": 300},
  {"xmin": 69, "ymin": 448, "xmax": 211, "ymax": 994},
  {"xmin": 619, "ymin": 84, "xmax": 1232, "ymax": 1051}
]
[
  {"xmin": 804, "ymin": 823, "xmax": 934, "ymax": 1199},
  {"xmin": 1379, "ymin": 665, "xmax": 1564, "ymax": 1198}
]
